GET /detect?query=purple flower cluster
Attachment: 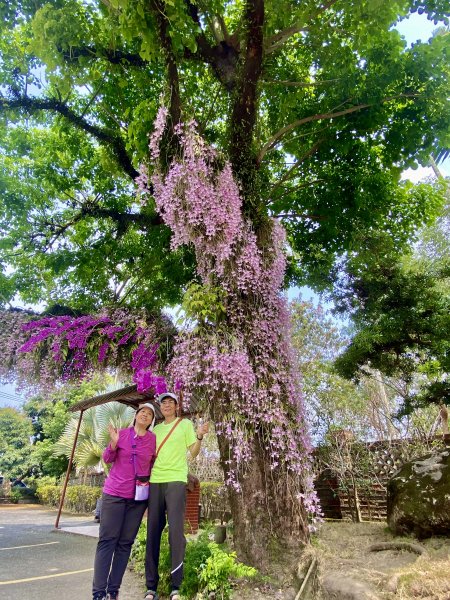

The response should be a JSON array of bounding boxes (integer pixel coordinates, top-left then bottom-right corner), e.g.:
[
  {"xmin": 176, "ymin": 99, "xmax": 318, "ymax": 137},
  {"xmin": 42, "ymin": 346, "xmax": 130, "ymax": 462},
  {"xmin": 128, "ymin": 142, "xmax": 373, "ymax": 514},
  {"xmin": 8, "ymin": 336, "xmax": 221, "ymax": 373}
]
[
  {"xmin": 1, "ymin": 309, "xmax": 169, "ymax": 396},
  {"xmin": 130, "ymin": 342, "xmax": 167, "ymax": 393},
  {"xmin": 143, "ymin": 112, "xmax": 250, "ymax": 283},
  {"xmin": 0, "ymin": 310, "xmax": 43, "ymax": 393}
]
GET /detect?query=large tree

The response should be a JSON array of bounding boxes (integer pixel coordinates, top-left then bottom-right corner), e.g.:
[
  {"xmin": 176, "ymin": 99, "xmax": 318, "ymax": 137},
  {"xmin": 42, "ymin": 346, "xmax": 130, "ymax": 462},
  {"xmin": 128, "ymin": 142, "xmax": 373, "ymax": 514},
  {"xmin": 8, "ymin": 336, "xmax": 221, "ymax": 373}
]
[{"xmin": 1, "ymin": 0, "xmax": 449, "ymax": 566}]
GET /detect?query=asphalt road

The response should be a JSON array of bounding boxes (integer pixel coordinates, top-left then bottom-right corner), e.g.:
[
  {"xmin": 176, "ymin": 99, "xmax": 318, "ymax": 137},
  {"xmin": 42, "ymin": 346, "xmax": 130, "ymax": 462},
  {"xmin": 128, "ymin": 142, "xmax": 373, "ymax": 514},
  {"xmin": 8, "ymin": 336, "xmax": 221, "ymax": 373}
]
[{"xmin": 0, "ymin": 504, "xmax": 146, "ymax": 600}]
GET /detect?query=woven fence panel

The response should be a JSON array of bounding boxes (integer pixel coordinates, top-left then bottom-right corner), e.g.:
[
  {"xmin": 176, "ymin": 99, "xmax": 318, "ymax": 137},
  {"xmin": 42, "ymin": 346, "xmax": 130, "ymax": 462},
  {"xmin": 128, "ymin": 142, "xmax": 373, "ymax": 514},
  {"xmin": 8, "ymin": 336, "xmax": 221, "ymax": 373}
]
[
  {"xmin": 188, "ymin": 455, "xmax": 223, "ymax": 482},
  {"xmin": 314, "ymin": 437, "xmax": 446, "ymax": 521}
]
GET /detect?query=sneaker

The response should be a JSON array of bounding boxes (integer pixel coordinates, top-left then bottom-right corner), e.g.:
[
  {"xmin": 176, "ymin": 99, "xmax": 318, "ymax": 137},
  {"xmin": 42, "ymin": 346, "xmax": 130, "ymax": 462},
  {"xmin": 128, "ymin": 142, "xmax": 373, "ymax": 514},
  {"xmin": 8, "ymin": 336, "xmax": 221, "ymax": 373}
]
[{"xmin": 107, "ymin": 593, "xmax": 119, "ymax": 600}]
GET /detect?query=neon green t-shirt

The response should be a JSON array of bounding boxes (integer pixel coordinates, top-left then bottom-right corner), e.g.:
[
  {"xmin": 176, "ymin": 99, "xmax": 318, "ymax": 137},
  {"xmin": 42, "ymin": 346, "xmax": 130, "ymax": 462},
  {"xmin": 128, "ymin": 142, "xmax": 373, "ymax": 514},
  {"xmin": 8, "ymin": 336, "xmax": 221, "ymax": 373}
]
[{"xmin": 150, "ymin": 418, "xmax": 197, "ymax": 483}]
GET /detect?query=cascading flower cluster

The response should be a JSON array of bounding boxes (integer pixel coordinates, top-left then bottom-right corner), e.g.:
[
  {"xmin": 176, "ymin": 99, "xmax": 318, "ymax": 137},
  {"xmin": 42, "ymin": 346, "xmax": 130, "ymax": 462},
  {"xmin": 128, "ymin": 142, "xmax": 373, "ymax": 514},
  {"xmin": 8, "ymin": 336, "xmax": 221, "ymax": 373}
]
[
  {"xmin": 0, "ymin": 308, "xmax": 172, "ymax": 396},
  {"xmin": 139, "ymin": 116, "xmax": 256, "ymax": 285},
  {"xmin": 140, "ymin": 108, "xmax": 321, "ymax": 526}
]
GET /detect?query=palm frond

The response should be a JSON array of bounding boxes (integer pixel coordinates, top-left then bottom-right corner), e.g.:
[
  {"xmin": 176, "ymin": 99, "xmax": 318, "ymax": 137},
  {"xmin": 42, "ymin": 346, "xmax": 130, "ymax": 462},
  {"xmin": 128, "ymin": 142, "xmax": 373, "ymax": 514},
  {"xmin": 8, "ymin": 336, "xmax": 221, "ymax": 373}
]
[{"xmin": 53, "ymin": 402, "xmax": 135, "ymax": 469}]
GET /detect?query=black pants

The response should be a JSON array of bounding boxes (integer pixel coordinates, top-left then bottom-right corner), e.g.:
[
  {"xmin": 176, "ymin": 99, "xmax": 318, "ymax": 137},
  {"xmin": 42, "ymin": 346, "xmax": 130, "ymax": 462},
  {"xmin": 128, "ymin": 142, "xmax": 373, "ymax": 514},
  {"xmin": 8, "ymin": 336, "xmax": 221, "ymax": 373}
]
[
  {"xmin": 92, "ymin": 493, "xmax": 147, "ymax": 597},
  {"xmin": 145, "ymin": 482, "xmax": 186, "ymax": 593}
]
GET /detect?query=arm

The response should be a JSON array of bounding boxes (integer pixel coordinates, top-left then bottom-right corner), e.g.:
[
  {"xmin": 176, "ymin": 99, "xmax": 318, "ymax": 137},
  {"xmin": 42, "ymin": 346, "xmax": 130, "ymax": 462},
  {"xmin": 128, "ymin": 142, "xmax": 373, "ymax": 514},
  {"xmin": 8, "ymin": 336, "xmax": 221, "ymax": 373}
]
[
  {"xmin": 148, "ymin": 433, "xmax": 157, "ymax": 473},
  {"xmin": 103, "ymin": 424, "xmax": 120, "ymax": 463},
  {"xmin": 188, "ymin": 421, "xmax": 210, "ymax": 459}
]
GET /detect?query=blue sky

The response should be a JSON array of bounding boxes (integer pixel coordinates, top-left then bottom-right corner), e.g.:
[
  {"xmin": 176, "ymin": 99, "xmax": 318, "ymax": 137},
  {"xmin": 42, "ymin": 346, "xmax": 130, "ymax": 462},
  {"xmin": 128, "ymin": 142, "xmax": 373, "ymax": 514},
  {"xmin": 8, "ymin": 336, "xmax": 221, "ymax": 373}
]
[{"xmin": 0, "ymin": 11, "xmax": 448, "ymax": 408}]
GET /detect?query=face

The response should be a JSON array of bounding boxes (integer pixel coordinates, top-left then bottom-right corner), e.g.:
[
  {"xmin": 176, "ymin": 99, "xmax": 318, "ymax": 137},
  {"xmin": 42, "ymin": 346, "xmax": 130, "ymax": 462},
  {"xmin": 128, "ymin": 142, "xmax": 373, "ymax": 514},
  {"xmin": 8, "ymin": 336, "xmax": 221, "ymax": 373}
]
[
  {"xmin": 135, "ymin": 407, "xmax": 154, "ymax": 426},
  {"xmin": 160, "ymin": 397, "xmax": 177, "ymax": 417}
]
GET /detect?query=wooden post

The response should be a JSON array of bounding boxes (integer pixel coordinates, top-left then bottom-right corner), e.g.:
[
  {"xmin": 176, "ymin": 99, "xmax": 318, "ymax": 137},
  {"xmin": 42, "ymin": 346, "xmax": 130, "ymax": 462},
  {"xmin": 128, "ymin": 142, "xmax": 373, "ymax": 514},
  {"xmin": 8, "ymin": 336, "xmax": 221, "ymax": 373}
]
[{"xmin": 55, "ymin": 409, "xmax": 84, "ymax": 529}]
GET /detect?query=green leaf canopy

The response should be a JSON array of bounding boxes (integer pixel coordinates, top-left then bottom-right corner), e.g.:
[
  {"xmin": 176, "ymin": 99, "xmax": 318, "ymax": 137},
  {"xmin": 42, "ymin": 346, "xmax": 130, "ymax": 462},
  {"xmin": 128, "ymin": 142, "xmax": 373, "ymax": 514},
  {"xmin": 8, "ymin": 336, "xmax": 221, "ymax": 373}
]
[{"xmin": 0, "ymin": 0, "xmax": 449, "ymax": 310}]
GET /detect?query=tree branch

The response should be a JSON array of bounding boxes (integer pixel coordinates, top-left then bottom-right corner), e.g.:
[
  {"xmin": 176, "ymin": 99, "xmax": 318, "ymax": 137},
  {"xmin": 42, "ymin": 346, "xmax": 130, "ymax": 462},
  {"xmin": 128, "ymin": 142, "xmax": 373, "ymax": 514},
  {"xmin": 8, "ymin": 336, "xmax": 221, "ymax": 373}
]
[
  {"xmin": 184, "ymin": 1, "xmax": 240, "ymax": 91},
  {"xmin": 1, "ymin": 93, "xmax": 139, "ymax": 180},
  {"xmin": 265, "ymin": 0, "xmax": 340, "ymax": 54},
  {"xmin": 58, "ymin": 45, "xmax": 147, "ymax": 67},
  {"xmin": 229, "ymin": 0, "xmax": 264, "ymax": 196},
  {"xmin": 273, "ymin": 211, "xmax": 327, "ymax": 221},
  {"xmin": 265, "ymin": 24, "xmax": 304, "ymax": 54},
  {"xmin": 262, "ymin": 78, "xmax": 342, "ymax": 87},
  {"xmin": 150, "ymin": 0, "xmax": 181, "ymax": 128},
  {"xmin": 258, "ymin": 94, "xmax": 418, "ymax": 162},
  {"xmin": 270, "ymin": 140, "xmax": 324, "ymax": 194},
  {"xmin": 84, "ymin": 206, "xmax": 163, "ymax": 230},
  {"xmin": 31, "ymin": 202, "xmax": 162, "ymax": 251},
  {"xmin": 271, "ymin": 179, "xmax": 326, "ymax": 205},
  {"xmin": 61, "ymin": 4, "xmax": 240, "ymax": 92}
]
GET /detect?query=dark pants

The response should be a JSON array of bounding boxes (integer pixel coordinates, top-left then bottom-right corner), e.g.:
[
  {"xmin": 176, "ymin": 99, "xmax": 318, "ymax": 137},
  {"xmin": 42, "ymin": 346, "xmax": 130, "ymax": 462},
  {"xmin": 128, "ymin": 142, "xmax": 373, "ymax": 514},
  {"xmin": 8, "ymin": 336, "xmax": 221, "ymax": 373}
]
[
  {"xmin": 92, "ymin": 492, "xmax": 147, "ymax": 597},
  {"xmin": 145, "ymin": 482, "xmax": 186, "ymax": 593}
]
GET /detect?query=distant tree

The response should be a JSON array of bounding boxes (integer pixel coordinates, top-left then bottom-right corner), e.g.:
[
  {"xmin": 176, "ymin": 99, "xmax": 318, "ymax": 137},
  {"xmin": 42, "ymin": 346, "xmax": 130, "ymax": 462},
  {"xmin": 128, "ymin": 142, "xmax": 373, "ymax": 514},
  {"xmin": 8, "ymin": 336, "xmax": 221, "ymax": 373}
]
[
  {"xmin": 290, "ymin": 298, "xmax": 397, "ymax": 441},
  {"xmin": 24, "ymin": 375, "xmax": 113, "ymax": 477},
  {"xmin": 0, "ymin": 407, "xmax": 33, "ymax": 479},
  {"xmin": 332, "ymin": 232, "xmax": 450, "ymax": 413}
]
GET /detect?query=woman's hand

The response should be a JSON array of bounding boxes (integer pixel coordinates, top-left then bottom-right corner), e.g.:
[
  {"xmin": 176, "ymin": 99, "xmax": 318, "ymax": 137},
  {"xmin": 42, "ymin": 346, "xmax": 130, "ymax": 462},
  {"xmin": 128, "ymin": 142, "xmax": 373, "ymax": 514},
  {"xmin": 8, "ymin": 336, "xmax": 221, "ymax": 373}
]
[{"xmin": 108, "ymin": 424, "xmax": 119, "ymax": 450}]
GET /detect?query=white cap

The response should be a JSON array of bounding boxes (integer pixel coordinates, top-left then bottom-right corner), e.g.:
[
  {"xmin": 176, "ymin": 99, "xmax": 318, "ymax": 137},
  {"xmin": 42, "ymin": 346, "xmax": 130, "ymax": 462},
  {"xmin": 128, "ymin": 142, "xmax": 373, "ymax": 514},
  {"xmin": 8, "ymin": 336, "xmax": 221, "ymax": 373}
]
[
  {"xmin": 137, "ymin": 402, "xmax": 156, "ymax": 413},
  {"xmin": 134, "ymin": 402, "xmax": 156, "ymax": 430},
  {"xmin": 157, "ymin": 392, "xmax": 178, "ymax": 404}
]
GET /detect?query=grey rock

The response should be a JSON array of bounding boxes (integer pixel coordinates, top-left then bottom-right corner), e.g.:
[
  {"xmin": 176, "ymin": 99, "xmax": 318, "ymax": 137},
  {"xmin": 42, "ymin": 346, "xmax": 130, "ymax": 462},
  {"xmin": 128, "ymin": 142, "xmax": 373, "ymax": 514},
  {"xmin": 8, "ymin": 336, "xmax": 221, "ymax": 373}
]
[
  {"xmin": 387, "ymin": 449, "xmax": 450, "ymax": 538},
  {"xmin": 321, "ymin": 573, "xmax": 380, "ymax": 599}
]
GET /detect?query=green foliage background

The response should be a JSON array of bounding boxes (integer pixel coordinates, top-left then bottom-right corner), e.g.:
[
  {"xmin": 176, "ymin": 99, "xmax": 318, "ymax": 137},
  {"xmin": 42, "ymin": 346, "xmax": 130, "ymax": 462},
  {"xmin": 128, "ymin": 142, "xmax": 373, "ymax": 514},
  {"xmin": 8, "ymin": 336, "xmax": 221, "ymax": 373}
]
[{"xmin": 0, "ymin": 0, "xmax": 448, "ymax": 312}]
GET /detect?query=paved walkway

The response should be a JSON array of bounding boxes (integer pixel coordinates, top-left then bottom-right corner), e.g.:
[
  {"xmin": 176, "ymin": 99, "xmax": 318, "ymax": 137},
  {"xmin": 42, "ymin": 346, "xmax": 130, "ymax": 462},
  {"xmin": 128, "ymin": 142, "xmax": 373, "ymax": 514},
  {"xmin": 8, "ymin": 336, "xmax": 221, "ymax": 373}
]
[
  {"xmin": 59, "ymin": 516, "xmax": 100, "ymax": 538},
  {"xmin": 0, "ymin": 503, "xmax": 146, "ymax": 600}
]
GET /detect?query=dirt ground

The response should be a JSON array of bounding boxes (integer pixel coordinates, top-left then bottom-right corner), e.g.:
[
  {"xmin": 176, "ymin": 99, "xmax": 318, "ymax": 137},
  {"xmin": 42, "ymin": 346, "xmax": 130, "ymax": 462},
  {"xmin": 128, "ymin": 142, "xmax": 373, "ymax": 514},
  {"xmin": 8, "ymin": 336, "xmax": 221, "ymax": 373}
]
[
  {"xmin": 229, "ymin": 521, "xmax": 450, "ymax": 600},
  {"xmin": 312, "ymin": 521, "xmax": 450, "ymax": 599}
]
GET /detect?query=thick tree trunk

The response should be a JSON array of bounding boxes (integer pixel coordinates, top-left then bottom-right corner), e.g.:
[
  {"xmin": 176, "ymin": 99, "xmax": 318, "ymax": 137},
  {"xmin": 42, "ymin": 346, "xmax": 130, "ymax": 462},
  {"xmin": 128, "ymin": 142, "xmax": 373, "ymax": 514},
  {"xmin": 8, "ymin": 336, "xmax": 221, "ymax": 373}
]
[{"xmin": 214, "ymin": 411, "xmax": 310, "ymax": 568}]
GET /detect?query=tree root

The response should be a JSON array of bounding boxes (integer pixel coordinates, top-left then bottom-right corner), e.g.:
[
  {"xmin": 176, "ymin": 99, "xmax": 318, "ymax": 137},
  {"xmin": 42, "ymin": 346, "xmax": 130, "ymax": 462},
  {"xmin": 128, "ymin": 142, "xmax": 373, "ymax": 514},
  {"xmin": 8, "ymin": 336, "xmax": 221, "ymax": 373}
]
[{"xmin": 368, "ymin": 542, "xmax": 425, "ymax": 555}]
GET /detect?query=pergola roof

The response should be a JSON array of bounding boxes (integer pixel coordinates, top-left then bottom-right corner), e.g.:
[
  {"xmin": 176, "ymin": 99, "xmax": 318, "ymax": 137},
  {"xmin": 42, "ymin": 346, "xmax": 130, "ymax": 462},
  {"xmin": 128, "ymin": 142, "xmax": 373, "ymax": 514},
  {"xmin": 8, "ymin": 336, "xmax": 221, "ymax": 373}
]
[
  {"xmin": 69, "ymin": 383, "xmax": 163, "ymax": 419},
  {"xmin": 68, "ymin": 383, "xmax": 198, "ymax": 418}
]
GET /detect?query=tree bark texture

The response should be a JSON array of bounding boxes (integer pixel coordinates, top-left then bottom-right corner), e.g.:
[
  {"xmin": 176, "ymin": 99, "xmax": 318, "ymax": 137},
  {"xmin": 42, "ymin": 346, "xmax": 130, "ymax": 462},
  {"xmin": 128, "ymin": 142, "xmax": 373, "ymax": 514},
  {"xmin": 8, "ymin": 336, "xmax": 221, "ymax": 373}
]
[{"xmin": 213, "ymin": 405, "xmax": 310, "ymax": 566}]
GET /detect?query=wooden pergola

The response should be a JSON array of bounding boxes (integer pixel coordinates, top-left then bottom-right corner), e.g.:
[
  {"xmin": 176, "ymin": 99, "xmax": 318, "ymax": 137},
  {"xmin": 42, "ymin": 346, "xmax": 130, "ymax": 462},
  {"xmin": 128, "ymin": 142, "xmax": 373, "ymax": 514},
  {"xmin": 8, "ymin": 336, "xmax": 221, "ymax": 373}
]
[{"xmin": 54, "ymin": 384, "xmax": 161, "ymax": 528}]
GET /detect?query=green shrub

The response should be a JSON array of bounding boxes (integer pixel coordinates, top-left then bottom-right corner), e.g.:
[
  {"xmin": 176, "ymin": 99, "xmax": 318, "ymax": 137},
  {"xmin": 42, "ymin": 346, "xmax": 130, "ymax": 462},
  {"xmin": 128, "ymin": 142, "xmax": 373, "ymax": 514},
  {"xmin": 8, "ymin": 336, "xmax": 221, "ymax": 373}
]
[
  {"xmin": 197, "ymin": 542, "xmax": 257, "ymax": 599},
  {"xmin": 36, "ymin": 483, "xmax": 61, "ymax": 507},
  {"xmin": 65, "ymin": 485, "xmax": 102, "ymax": 513},
  {"xmin": 9, "ymin": 488, "xmax": 21, "ymax": 504},
  {"xmin": 36, "ymin": 483, "xmax": 102, "ymax": 513},
  {"xmin": 131, "ymin": 523, "xmax": 256, "ymax": 599},
  {"xmin": 132, "ymin": 524, "xmax": 190, "ymax": 595},
  {"xmin": 29, "ymin": 475, "xmax": 57, "ymax": 491}
]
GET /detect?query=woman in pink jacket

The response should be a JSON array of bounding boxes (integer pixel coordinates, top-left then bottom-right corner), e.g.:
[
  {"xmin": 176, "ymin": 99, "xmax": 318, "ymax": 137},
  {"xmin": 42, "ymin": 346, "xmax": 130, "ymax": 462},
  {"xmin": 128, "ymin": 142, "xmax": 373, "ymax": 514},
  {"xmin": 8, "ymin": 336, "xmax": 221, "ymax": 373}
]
[{"xmin": 92, "ymin": 403, "xmax": 157, "ymax": 600}]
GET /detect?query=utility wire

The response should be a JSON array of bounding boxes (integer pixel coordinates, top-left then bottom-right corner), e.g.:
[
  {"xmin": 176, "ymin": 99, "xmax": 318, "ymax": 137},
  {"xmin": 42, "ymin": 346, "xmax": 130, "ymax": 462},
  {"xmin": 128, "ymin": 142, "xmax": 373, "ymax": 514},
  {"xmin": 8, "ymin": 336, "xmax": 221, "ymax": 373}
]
[{"xmin": 0, "ymin": 390, "xmax": 22, "ymax": 399}]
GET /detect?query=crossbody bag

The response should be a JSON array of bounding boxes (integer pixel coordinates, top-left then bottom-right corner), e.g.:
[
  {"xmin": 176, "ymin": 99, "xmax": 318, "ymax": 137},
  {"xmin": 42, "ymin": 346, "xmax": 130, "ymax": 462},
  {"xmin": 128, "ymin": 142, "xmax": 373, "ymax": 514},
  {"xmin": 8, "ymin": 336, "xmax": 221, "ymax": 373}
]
[{"xmin": 130, "ymin": 428, "xmax": 152, "ymax": 501}]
